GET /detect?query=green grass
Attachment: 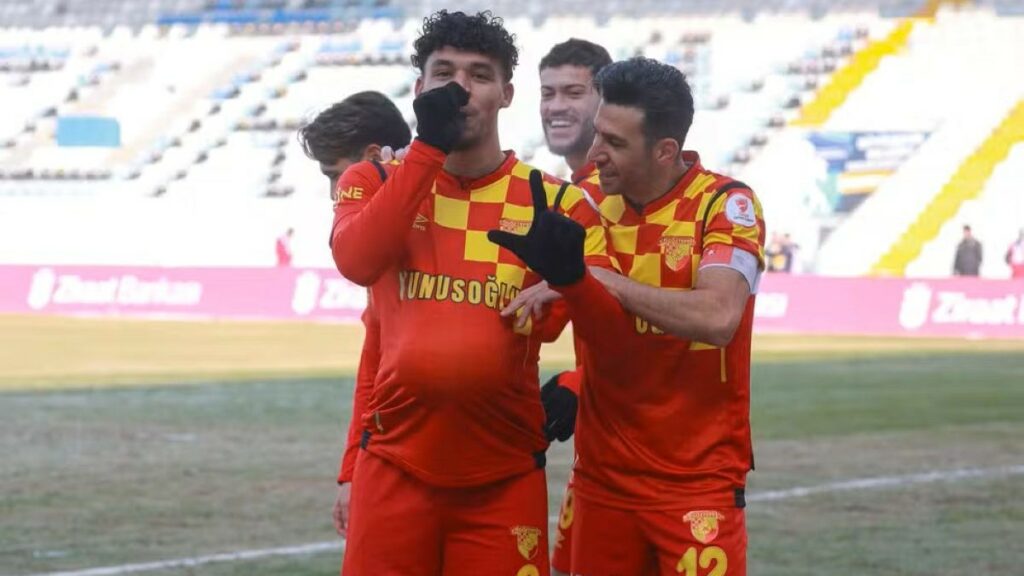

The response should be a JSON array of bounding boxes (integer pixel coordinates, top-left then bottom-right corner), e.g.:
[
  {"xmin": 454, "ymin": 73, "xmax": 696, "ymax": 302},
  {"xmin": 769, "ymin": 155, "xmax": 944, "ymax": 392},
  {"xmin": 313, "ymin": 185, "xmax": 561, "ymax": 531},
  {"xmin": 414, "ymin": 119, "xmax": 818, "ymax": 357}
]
[{"xmin": 1, "ymin": 331, "xmax": 1023, "ymax": 575}]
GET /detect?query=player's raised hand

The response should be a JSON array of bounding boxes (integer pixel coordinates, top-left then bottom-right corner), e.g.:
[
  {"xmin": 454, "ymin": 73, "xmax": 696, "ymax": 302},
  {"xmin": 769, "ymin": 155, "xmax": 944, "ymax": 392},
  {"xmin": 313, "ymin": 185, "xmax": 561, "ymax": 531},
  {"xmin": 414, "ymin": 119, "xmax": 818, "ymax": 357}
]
[
  {"xmin": 487, "ymin": 170, "xmax": 586, "ymax": 286},
  {"xmin": 413, "ymin": 81, "xmax": 469, "ymax": 154}
]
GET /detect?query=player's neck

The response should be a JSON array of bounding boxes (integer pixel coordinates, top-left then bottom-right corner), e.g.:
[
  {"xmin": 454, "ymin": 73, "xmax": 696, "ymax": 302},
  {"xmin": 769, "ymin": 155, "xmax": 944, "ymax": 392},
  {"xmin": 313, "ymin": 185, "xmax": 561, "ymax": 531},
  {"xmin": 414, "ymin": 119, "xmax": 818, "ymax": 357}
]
[
  {"xmin": 564, "ymin": 150, "xmax": 588, "ymax": 176},
  {"xmin": 444, "ymin": 141, "xmax": 506, "ymax": 180},
  {"xmin": 625, "ymin": 163, "xmax": 689, "ymax": 211}
]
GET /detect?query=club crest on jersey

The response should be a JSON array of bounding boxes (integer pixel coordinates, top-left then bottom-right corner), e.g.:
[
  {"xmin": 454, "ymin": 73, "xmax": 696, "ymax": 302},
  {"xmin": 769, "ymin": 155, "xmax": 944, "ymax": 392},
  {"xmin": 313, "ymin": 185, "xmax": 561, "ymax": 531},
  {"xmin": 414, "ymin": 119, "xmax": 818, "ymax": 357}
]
[
  {"xmin": 683, "ymin": 510, "xmax": 725, "ymax": 544},
  {"xmin": 725, "ymin": 194, "xmax": 757, "ymax": 227},
  {"xmin": 659, "ymin": 236, "xmax": 694, "ymax": 271},
  {"xmin": 499, "ymin": 218, "xmax": 531, "ymax": 235},
  {"xmin": 510, "ymin": 525, "xmax": 542, "ymax": 560}
]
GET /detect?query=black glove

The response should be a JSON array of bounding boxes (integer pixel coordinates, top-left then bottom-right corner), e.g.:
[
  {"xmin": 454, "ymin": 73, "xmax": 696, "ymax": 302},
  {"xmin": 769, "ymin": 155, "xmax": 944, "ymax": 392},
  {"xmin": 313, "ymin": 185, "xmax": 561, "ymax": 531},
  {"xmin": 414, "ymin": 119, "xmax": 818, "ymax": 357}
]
[
  {"xmin": 413, "ymin": 81, "xmax": 469, "ymax": 154},
  {"xmin": 487, "ymin": 170, "xmax": 586, "ymax": 286},
  {"xmin": 541, "ymin": 372, "xmax": 578, "ymax": 442}
]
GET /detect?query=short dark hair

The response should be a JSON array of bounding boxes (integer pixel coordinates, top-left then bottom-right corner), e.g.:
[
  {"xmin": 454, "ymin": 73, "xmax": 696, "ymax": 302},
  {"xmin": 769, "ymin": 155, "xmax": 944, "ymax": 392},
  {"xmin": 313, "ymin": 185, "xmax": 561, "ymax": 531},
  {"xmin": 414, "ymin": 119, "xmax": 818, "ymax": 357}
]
[
  {"xmin": 595, "ymin": 57, "xmax": 694, "ymax": 147},
  {"xmin": 411, "ymin": 10, "xmax": 518, "ymax": 82},
  {"xmin": 297, "ymin": 91, "xmax": 411, "ymax": 165},
  {"xmin": 539, "ymin": 39, "xmax": 612, "ymax": 79}
]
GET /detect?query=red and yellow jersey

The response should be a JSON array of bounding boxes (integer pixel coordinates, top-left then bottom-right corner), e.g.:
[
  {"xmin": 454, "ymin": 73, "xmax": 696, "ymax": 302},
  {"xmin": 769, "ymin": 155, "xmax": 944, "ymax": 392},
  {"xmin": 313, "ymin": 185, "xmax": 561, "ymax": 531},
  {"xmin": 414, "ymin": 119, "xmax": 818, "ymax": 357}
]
[
  {"xmin": 562, "ymin": 151, "xmax": 766, "ymax": 510},
  {"xmin": 330, "ymin": 140, "xmax": 610, "ymax": 487},
  {"xmin": 572, "ymin": 161, "xmax": 623, "ymax": 228}
]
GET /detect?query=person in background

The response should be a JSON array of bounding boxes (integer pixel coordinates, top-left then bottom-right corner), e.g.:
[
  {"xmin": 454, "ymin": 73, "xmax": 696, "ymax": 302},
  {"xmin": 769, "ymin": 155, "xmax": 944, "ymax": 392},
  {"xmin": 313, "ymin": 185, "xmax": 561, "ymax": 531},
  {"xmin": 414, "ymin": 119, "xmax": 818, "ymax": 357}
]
[
  {"xmin": 1005, "ymin": 229, "xmax": 1024, "ymax": 279},
  {"xmin": 275, "ymin": 227, "xmax": 294, "ymax": 267},
  {"xmin": 953, "ymin": 224, "xmax": 983, "ymax": 277},
  {"xmin": 297, "ymin": 90, "xmax": 412, "ymax": 537},
  {"xmin": 298, "ymin": 91, "xmax": 412, "ymax": 200},
  {"xmin": 536, "ymin": 37, "xmax": 613, "ymax": 576}
]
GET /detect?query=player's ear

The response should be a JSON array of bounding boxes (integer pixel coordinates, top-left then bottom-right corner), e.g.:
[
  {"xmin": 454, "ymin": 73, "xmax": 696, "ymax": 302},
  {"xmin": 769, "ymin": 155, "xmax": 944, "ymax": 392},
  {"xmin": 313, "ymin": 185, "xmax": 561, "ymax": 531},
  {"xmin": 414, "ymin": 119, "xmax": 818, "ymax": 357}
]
[
  {"xmin": 653, "ymin": 137, "xmax": 680, "ymax": 166},
  {"xmin": 361, "ymin": 143, "xmax": 382, "ymax": 162},
  {"xmin": 501, "ymin": 81, "xmax": 514, "ymax": 109},
  {"xmin": 414, "ymin": 76, "xmax": 424, "ymax": 97}
]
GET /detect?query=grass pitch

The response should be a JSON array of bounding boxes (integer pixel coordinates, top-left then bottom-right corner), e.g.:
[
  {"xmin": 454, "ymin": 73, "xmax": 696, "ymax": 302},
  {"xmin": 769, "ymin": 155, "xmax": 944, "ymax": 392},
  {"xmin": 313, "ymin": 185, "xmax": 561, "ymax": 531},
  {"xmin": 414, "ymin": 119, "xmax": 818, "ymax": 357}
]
[{"xmin": 1, "ymin": 315, "xmax": 1022, "ymax": 575}]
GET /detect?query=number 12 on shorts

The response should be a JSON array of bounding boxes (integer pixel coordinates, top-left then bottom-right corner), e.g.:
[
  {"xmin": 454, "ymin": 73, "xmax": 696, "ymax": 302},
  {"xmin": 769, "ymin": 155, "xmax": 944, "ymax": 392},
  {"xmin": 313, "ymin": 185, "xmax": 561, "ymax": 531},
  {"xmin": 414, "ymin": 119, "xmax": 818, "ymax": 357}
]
[{"xmin": 677, "ymin": 545, "xmax": 727, "ymax": 575}]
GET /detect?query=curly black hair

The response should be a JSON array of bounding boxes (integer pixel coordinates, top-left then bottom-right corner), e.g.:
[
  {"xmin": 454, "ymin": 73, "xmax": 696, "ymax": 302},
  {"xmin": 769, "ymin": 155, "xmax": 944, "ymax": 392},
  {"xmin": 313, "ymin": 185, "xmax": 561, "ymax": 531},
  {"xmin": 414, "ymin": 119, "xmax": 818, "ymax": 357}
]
[
  {"xmin": 596, "ymin": 57, "xmax": 694, "ymax": 146},
  {"xmin": 411, "ymin": 10, "xmax": 518, "ymax": 82}
]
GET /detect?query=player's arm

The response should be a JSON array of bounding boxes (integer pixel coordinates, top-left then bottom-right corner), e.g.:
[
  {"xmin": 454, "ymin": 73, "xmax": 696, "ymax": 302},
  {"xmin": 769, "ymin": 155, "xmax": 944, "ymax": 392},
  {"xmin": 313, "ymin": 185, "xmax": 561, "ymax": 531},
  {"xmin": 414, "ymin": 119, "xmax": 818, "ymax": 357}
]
[
  {"xmin": 332, "ymin": 304, "xmax": 379, "ymax": 537},
  {"xmin": 591, "ymin": 267, "xmax": 751, "ymax": 347},
  {"xmin": 337, "ymin": 305, "xmax": 379, "ymax": 484},
  {"xmin": 595, "ymin": 187, "xmax": 766, "ymax": 346},
  {"xmin": 331, "ymin": 142, "xmax": 445, "ymax": 285},
  {"xmin": 331, "ymin": 82, "xmax": 469, "ymax": 286},
  {"xmin": 551, "ymin": 269, "xmax": 636, "ymax": 355}
]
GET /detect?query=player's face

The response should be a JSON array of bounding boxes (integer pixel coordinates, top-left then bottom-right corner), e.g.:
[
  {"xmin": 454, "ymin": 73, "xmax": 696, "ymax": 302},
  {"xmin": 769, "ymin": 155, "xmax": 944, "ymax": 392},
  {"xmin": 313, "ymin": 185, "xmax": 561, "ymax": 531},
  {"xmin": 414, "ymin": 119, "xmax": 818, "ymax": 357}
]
[
  {"xmin": 539, "ymin": 65, "xmax": 600, "ymax": 157},
  {"xmin": 587, "ymin": 103, "xmax": 654, "ymax": 198},
  {"xmin": 416, "ymin": 47, "xmax": 513, "ymax": 151}
]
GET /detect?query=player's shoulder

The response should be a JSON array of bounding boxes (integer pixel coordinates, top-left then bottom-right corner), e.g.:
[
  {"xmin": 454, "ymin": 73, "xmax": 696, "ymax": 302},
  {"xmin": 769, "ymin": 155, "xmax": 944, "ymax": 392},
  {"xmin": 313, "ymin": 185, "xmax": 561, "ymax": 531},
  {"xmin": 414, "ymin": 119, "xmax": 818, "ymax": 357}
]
[
  {"xmin": 697, "ymin": 164, "xmax": 757, "ymax": 201},
  {"xmin": 699, "ymin": 173, "xmax": 763, "ymax": 230},
  {"xmin": 508, "ymin": 159, "xmax": 587, "ymax": 206},
  {"xmin": 508, "ymin": 158, "xmax": 564, "ymax": 187},
  {"xmin": 340, "ymin": 158, "xmax": 399, "ymax": 188}
]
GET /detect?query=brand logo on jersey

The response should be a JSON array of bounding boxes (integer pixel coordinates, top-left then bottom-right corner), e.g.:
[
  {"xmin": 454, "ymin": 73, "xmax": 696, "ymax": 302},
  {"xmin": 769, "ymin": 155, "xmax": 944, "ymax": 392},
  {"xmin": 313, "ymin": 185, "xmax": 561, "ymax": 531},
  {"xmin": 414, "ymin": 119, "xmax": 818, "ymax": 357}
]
[
  {"xmin": 413, "ymin": 213, "xmax": 429, "ymax": 231},
  {"xmin": 499, "ymin": 218, "xmax": 531, "ymax": 235},
  {"xmin": 725, "ymin": 194, "xmax": 757, "ymax": 227},
  {"xmin": 659, "ymin": 236, "xmax": 695, "ymax": 271},
  {"xmin": 510, "ymin": 525, "xmax": 542, "ymax": 560},
  {"xmin": 338, "ymin": 186, "xmax": 363, "ymax": 201},
  {"xmin": 683, "ymin": 510, "xmax": 725, "ymax": 544}
]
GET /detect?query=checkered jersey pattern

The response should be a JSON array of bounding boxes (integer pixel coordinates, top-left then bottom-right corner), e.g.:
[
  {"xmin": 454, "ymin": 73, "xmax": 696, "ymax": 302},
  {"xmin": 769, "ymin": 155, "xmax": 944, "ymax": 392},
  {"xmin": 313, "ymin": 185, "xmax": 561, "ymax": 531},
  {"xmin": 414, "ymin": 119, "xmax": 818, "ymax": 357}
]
[
  {"xmin": 598, "ymin": 153, "xmax": 765, "ymax": 293},
  {"xmin": 430, "ymin": 158, "xmax": 611, "ymax": 290}
]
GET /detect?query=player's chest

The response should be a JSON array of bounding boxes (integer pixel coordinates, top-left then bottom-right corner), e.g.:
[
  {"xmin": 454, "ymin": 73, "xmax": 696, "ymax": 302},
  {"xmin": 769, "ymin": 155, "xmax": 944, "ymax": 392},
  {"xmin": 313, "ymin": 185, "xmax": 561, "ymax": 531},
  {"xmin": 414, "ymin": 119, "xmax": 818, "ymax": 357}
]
[
  {"xmin": 401, "ymin": 189, "xmax": 537, "ymax": 294},
  {"xmin": 608, "ymin": 212, "xmax": 704, "ymax": 291}
]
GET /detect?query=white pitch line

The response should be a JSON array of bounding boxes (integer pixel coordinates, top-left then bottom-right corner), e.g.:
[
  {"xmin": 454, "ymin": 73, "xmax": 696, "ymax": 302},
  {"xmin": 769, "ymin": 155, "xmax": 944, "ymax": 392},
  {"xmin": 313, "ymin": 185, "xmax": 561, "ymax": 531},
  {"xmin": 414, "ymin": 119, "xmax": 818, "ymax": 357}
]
[
  {"xmin": 747, "ymin": 464, "xmax": 1024, "ymax": 503},
  {"xmin": 22, "ymin": 464, "xmax": 1024, "ymax": 576},
  {"xmin": 21, "ymin": 541, "xmax": 343, "ymax": 576}
]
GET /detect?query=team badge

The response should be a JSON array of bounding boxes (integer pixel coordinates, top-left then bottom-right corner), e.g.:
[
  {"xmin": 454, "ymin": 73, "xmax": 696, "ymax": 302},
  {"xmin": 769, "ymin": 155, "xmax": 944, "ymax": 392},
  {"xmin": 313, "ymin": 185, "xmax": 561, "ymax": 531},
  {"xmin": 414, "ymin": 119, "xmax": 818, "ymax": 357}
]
[
  {"xmin": 510, "ymin": 525, "xmax": 542, "ymax": 560},
  {"xmin": 725, "ymin": 194, "xmax": 757, "ymax": 227},
  {"xmin": 499, "ymin": 218, "xmax": 531, "ymax": 235},
  {"xmin": 683, "ymin": 510, "xmax": 725, "ymax": 544},
  {"xmin": 659, "ymin": 236, "xmax": 694, "ymax": 271}
]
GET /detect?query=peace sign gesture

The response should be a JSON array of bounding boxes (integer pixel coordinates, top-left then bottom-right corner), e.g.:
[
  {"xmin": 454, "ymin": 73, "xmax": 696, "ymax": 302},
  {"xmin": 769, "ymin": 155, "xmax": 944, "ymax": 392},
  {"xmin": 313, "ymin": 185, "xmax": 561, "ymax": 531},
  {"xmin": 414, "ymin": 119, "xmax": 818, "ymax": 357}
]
[{"xmin": 487, "ymin": 170, "xmax": 586, "ymax": 287}]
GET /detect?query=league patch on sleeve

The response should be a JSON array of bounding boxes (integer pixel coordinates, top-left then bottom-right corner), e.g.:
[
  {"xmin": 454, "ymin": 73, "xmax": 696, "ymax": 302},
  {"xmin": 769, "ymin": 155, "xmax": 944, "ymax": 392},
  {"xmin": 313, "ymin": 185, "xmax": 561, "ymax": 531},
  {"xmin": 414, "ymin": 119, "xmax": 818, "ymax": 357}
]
[{"xmin": 725, "ymin": 194, "xmax": 757, "ymax": 227}]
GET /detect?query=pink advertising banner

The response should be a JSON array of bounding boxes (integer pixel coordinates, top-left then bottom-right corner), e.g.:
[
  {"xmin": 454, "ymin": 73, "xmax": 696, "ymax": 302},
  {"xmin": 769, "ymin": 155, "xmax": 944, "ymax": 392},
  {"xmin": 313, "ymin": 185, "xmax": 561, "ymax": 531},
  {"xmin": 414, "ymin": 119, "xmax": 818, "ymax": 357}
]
[
  {"xmin": 0, "ymin": 265, "xmax": 366, "ymax": 323},
  {"xmin": 755, "ymin": 273, "xmax": 1024, "ymax": 339},
  {"xmin": 2, "ymin": 266, "xmax": 1024, "ymax": 339}
]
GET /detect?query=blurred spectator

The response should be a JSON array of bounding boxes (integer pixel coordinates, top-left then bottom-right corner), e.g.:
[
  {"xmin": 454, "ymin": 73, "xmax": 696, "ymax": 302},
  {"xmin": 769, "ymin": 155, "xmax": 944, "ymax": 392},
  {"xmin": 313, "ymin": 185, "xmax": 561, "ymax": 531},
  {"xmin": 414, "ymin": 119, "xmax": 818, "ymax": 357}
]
[
  {"xmin": 953, "ymin": 225, "xmax": 982, "ymax": 277},
  {"xmin": 1005, "ymin": 229, "xmax": 1024, "ymax": 279},
  {"xmin": 782, "ymin": 233, "xmax": 799, "ymax": 273},
  {"xmin": 766, "ymin": 231, "xmax": 797, "ymax": 273},
  {"xmin": 275, "ymin": 228, "xmax": 294, "ymax": 267}
]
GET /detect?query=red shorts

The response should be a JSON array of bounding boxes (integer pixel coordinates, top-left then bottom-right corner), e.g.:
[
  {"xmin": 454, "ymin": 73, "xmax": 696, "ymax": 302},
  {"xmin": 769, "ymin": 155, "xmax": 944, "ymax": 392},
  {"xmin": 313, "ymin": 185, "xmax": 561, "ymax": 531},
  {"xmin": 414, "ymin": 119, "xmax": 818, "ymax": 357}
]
[
  {"xmin": 571, "ymin": 494, "xmax": 746, "ymax": 576},
  {"xmin": 550, "ymin": 480, "xmax": 574, "ymax": 574},
  {"xmin": 342, "ymin": 449, "xmax": 550, "ymax": 576}
]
